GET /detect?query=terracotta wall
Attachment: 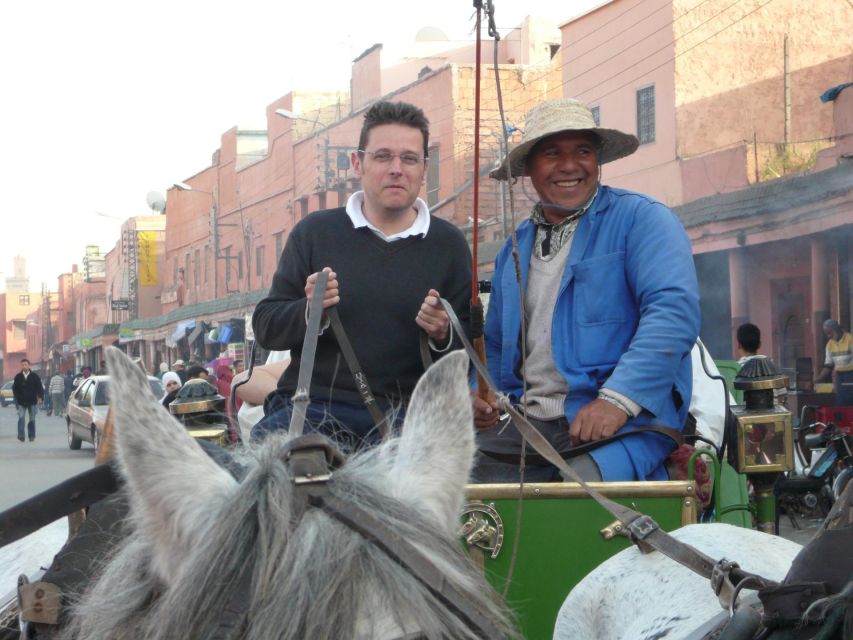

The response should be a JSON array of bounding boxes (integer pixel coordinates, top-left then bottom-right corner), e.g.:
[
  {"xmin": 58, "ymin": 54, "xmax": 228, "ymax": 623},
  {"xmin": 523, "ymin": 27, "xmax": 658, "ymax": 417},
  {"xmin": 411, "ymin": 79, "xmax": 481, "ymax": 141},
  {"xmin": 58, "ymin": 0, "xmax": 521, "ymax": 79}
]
[
  {"xmin": 560, "ymin": 0, "xmax": 853, "ymax": 206},
  {"xmin": 561, "ymin": 0, "xmax": 681, "ymax": 204},
  {"xmin": 674, "ymin": 0, "xmax": 853, "ymax": 156}
]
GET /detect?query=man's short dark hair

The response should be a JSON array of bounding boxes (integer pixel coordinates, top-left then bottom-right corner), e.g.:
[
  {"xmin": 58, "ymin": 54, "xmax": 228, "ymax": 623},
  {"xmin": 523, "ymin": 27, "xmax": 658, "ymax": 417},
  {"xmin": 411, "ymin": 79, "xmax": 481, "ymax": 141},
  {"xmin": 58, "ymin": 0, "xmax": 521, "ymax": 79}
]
[
  {"xmin": 358, "ymin": 101, "xmax": 430, "ymax": 157},
  {"xmin": 186, "ymin": 365, "xmax": 207, "ymax": 380},
  {"xmin": 21, "ymin": 358, "xmax": 29, "ymax": 365},
  {"xmin": 736, "ymin": 323, "xmax": 761, "ymax": 353}
]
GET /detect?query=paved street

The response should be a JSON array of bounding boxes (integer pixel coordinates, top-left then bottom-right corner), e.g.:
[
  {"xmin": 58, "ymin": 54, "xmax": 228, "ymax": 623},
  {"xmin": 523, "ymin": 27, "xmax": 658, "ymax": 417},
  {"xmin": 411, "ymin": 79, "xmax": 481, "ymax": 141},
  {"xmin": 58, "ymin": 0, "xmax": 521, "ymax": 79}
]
[{"xmin": 0, "ymin": 406, "xmax": 94, "ymax": 512}]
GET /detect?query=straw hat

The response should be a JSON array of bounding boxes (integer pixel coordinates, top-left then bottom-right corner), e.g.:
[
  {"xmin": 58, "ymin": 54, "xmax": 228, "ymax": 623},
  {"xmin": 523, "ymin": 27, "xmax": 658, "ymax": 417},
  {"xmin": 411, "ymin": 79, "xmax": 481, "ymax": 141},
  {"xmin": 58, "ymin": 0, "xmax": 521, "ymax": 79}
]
[{"xmin": 490, "ymin": 98, "xmax": 639, "ymax": 181}]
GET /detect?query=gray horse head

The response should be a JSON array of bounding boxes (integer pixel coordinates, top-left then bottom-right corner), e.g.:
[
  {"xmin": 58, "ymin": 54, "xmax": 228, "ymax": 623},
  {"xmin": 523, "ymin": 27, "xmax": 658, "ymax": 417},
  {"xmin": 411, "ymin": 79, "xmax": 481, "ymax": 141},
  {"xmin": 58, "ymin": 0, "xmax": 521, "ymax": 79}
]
[{"xmin": 61, "ymin": 347, "xmax": 515, "ymax": 640}]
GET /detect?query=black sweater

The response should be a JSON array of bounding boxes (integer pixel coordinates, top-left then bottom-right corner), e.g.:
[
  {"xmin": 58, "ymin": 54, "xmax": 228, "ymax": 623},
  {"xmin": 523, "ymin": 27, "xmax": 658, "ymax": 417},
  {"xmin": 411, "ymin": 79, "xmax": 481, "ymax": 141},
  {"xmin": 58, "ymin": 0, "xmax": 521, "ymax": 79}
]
[
  {"xmin": 13, "ymin": 371, "xmax": 43, "ymax": 407},
  {"xmin": 253, "ymin": 208, "xmax": 472, "ymax": 405}
]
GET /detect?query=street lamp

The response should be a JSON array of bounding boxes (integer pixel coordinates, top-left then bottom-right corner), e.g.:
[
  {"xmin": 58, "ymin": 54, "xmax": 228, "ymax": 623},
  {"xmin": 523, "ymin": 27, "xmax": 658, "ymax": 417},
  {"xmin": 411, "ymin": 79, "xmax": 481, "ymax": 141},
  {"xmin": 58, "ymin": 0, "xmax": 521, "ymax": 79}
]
[{"xmin": 275, "ymin": 108, "xmax": 320, "ymax": 133}]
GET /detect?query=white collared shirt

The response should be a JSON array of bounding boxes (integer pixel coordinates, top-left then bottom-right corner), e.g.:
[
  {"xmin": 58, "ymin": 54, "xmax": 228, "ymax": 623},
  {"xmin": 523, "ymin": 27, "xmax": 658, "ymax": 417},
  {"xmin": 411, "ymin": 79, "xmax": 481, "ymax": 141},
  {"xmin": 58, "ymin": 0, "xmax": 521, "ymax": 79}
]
[{"xmin": 345, "ymin": 191, "xmax": 431, "ymax": 241}]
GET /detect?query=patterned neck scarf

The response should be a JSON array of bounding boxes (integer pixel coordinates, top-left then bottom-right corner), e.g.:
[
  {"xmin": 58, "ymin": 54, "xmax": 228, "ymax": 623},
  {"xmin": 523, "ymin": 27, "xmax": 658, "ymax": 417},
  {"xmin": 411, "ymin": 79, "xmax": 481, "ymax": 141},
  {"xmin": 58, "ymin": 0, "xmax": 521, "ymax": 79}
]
[{"xmin": 530, "ymin": 186, "xmax": 598, "ymax": 261}]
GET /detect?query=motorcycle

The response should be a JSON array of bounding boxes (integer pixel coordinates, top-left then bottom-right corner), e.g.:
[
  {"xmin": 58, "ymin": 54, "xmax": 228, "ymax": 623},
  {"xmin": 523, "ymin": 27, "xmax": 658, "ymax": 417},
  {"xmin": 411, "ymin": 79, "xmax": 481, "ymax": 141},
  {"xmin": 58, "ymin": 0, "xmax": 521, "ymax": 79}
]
[{"xmin": 776, "ymin": 411, "xmax": 853, "ymax": 526}]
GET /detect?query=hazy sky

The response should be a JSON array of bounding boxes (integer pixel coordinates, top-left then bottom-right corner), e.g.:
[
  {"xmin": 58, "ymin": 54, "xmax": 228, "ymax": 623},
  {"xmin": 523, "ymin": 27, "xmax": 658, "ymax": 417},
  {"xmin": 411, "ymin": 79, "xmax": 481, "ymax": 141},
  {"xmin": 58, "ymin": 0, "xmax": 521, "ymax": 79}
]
[{"xmin": 0, "ymin": 0, "xmax": 601, "ymax": 288}]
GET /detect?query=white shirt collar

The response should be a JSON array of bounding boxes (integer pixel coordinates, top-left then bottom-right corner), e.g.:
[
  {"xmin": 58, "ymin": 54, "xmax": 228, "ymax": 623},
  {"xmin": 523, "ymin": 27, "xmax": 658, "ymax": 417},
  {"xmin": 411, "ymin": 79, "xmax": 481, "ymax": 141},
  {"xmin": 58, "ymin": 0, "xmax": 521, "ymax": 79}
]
[{"xmin": 345, "ymin": 191, "xmax": 431, "ymax": 242}]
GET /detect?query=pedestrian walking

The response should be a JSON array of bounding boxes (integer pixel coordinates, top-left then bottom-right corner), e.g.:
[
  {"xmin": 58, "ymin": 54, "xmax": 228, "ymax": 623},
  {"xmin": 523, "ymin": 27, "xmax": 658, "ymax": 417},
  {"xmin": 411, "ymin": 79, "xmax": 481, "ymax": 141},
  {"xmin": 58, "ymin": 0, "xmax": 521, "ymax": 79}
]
[
  {"xmin": 64, "ymin": 369, "xmax": 75, "ymax": 402},
  {"xmin": 49, "ymin": 371, "xmax": 66, "ymax": 417},
  {"xmin": 12, "ymin": 358, "xmax": 43, "ymax": 442}
]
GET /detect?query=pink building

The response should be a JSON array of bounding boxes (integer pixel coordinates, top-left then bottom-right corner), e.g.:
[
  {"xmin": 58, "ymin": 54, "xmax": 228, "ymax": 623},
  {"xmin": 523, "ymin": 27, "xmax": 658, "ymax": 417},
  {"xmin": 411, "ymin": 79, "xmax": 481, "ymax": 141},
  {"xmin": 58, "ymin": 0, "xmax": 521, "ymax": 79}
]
[
  {"xmin": 556, "ymin": 0, "xmax": 853, "ymax": 377},
  {"xmin": 559, "ymin": 0, "xmax": 852, "ymax": 206},
  {"xmin": 3, "ymin": 290, "xmax": 41, "ymax": 380},
  {"xmin": 65, "ymin": 248, "xmax": 111, "ymax": 371}
]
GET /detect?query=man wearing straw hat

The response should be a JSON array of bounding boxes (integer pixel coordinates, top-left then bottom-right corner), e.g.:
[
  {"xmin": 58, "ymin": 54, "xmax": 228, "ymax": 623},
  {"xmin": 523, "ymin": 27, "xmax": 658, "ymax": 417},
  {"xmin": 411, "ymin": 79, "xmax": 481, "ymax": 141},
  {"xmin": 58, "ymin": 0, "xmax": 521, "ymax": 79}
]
[{"xmin": 473, "ymin": 98, "xmax": 700, "ymax": 482}]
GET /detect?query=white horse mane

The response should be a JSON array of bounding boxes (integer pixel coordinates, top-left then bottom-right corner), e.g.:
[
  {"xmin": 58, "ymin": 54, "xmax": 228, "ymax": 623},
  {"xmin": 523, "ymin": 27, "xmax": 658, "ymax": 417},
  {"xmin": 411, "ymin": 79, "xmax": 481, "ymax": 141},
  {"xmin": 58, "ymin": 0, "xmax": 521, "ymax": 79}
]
[{"xmin": 59, "ymin": 347, "xmax": 515, "ymax": 640}]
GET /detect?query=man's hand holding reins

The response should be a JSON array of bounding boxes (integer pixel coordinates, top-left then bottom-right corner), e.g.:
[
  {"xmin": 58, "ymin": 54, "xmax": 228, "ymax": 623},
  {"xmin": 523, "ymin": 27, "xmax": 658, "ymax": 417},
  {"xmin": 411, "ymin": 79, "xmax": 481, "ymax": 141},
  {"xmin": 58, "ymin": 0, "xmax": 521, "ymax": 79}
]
[
  {"xmin": 473, "ymin": 392, "xmax": 500, "ymax": 431},
  {"xmin": 305, "ymin": 267, "xmax": 340, "ymax": 310},
  {"xmin": 569, "ymin": 398, "xmax": 628, "ymax": 445},
  {"xmin": 416, "ymin": 288, "xmax": 450, "ymax": 348}
]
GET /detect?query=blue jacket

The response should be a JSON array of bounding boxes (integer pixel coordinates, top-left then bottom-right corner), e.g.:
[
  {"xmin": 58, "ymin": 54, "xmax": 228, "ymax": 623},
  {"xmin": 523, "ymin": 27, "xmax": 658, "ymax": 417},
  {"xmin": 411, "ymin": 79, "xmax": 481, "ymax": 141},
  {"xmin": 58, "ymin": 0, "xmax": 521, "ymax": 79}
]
[{"xmin": 485, "ymin": 186, "xmax": 700, "ymax": 481}]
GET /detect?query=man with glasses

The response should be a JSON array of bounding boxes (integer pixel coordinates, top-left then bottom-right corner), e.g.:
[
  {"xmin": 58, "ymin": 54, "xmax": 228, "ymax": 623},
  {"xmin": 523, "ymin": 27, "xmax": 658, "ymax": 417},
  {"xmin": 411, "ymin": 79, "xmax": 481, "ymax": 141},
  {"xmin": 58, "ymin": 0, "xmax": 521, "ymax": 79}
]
[{"xmin": 252, "ymin": 100, "xmax": 471, "ymax": 448}]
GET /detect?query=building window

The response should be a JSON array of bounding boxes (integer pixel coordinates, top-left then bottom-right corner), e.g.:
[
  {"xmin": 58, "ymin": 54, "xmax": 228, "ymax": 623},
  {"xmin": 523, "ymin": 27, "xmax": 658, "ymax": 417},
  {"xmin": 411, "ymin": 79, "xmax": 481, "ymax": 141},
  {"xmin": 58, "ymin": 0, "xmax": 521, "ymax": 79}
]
[
  {"xmin": 185, "ymin": 253, "xmax": 191, "ymax": 287},
  {"xmin": 173, "ymin": 257, "xmax": 178, "ymax": 285},
  {"xmin": 204, "ymin": 245, "xmax": 210, "ymax": 284},
  {"xmin": 274, "ymin": 232, "xmax": 284, "ymax": 258},
  {"xmin": 255, "ymin": 245, "xmax": 265, "ymax": 278},
  {"xmin": 590, "ymin": 106, "xmax": 601, "ymax": 127},
  {"xmin": 238, "ymin": 251, "xmax": 244, "ymax": 280},
  {"xmin": 19, "ymin": 295, "xmax": 29, "ymax": 305},
  {"xmin": 426, "ymin": 146, "xmax": 440, "ymax": 207},
  {"xmin": 193, "ymin": 249, "xmax": 200, "ymax": 288},
  {"xmin": 636, "ymin": 85, "xmax": 655, "ymax": 145},
  {"xmin": 225, "ymin": 246, "xmax": 232, "ymax": 285}
]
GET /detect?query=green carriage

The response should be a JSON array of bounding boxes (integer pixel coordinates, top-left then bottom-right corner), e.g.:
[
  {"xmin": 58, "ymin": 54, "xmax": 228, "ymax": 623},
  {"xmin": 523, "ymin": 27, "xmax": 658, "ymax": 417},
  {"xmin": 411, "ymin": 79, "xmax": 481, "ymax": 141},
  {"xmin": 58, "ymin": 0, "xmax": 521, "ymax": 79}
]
[{"xmin": 460, "ymin": 452, "xmax": 754, "ymax": 639}]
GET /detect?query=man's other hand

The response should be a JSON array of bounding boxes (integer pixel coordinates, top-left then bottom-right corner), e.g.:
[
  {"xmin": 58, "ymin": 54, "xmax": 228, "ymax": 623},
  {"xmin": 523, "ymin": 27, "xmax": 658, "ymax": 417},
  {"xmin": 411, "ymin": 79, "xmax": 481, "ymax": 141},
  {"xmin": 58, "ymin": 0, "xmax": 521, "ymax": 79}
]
[
  {"xmin": 473, "ymin": 392, "xmax": 500, "ymax": 431},
  {"xmin": 305, "ymin": 267, "xmax": 340, "ymax": 309},
  {"xmin": 569, "ymin": 398, "xmax": 628, "ymax": 445},
  {"xmin": 416, "ymin": 288, "xmax": 450, "ymax": 347}
]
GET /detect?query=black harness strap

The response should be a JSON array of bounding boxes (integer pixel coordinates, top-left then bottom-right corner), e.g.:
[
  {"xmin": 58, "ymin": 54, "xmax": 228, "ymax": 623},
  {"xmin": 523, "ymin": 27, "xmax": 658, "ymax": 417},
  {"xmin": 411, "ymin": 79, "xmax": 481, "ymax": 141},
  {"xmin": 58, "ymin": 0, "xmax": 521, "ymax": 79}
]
[
  {"xmin": 327, "ymin": 306, "xmax": 389, "ymax": 438},
  {"xmin": 320, "ymin": 492, "xmax": 505, "ymax": 639},
  {"xmin": 289, "ymin": 270, "xmax": 329, "ymax": 438},
  {"xmin": 481, "ymin": 423, "xmax": 684, "ymax": 466}
]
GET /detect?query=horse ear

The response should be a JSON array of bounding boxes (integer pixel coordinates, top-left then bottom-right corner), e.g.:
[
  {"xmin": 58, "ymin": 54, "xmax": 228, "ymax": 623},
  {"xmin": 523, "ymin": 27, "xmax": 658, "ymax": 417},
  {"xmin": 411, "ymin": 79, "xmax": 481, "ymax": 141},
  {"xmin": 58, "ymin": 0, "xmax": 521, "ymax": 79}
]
[
  {"xmin": 104, "ymin": 347, "xmax": 237, "ymax": 583},
  {"xmin": 390, "ymin": 350, "xmax": 474, "ymax": 533}
]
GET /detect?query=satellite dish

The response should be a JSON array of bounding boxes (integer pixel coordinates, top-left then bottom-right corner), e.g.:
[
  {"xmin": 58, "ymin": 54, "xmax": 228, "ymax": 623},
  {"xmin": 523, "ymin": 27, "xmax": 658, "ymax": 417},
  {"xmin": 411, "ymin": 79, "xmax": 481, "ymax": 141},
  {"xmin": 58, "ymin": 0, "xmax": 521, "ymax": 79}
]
[
  {"xmin": 415, "ymin": 26, "xmax": 449, "ymax": 42},
  {"xmin": 146, "ymin": 191, "xmax": 167, "ymax": 214}
]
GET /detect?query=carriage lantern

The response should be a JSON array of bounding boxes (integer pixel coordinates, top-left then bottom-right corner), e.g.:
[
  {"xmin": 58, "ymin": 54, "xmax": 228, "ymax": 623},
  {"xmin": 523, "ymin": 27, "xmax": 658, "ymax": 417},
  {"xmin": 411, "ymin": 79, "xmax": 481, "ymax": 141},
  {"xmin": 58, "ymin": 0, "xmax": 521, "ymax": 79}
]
[
  {"xmin": 729, "ymin": 357, "xmax": 794, "ymax": 533},
  {"xmin": 729, "ymin": 357, "xmax": 794, "ymax": 475}
]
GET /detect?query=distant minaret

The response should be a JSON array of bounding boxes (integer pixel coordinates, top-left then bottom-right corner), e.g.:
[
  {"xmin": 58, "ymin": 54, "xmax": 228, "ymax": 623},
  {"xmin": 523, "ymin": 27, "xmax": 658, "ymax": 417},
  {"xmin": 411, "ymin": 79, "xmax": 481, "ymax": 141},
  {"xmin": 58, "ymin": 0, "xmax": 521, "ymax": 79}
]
[{"xmin": 5, "ymin": 255, "xmax": 30, "ymax": 293}]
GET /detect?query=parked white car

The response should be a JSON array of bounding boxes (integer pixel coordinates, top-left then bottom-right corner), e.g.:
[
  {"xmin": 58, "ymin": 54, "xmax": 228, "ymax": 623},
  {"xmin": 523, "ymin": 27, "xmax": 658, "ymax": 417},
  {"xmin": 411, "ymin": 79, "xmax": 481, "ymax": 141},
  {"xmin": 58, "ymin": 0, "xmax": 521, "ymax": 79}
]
[{"xmin": 66, "ymin": 375, "xmax": 163, "ymax": 450}]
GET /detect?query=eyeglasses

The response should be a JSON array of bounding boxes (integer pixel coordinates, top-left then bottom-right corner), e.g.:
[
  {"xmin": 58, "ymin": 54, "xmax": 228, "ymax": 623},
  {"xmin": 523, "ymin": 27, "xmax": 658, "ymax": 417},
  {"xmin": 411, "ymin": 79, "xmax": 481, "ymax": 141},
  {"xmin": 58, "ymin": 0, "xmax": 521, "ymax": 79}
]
[{"xmin": 358, "ymin": 149, "xmax": 426, "ymax": 166}]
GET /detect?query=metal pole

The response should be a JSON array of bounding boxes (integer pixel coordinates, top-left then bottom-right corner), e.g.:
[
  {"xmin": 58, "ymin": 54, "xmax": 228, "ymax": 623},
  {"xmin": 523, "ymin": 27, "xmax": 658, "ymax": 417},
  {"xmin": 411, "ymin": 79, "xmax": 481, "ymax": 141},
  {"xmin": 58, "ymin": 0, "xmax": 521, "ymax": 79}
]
[
  {"xmin": 751, "ymin": 475, "xmax": 778, "ymax": 534},
  {"xmin": 783, "ymin": 34, "xmax": 790, "ymax": 147},
  {"xmin": 324, "ymin": 137, "xmax": 330, "ymax": 191},
  {"xmin": 212, "ymin": 203, "xmax": 219, "ymax": 299}
]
